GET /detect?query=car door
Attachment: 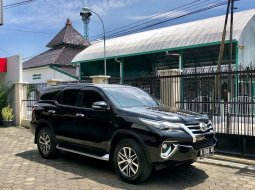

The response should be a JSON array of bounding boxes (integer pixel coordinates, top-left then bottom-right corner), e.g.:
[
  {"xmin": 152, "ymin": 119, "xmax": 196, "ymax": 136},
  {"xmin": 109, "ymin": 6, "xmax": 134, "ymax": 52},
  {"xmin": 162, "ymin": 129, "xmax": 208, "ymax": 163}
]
[
  {"xmin": 50, "ymin": 87, "xmax": 80, "ymax": 139},
  {"xmin": 74, "ymin": 87, "xmax": 114, "ymax": 151}
]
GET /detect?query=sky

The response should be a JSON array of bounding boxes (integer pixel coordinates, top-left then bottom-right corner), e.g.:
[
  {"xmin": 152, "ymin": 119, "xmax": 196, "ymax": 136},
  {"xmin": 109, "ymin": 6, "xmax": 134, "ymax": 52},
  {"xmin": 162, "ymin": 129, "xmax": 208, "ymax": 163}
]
[{"xmin": 0, "ymin": 0, "xmax": 255, "ymax": 59}]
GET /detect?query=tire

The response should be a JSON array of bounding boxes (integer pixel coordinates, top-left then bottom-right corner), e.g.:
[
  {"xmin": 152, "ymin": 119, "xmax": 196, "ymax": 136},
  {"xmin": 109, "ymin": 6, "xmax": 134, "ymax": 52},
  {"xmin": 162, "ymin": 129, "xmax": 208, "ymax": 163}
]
[
  {"xmin": 37, "ymin": 127, "xmax": 58, "ymax": 159},
  {"xmin": 113, "ymin": 138, "xmax": 152, "ymax": 184}
]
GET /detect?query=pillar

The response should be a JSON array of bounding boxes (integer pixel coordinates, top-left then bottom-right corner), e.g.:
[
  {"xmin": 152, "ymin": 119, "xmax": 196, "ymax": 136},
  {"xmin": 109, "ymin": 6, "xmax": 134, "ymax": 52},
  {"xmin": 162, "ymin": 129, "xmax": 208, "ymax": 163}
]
[
  {"xmin": 14, "ymin": 82, "xmax": 27, "ymax": 126},
  {"xmin": 90, "ymin": 75, "xmax": 111, "ymax": 84}
]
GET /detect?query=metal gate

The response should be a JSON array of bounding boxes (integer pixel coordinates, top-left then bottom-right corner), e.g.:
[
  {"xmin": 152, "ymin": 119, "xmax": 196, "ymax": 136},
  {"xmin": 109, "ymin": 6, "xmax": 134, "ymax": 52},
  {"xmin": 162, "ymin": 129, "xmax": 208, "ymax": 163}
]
[
  {"xmin": 22, "ymin": 83, "xmax": 47, "ymax": 120},
  {"xmin": 119, "ymin": 66, "xmax": 255, "ymax": 158}
]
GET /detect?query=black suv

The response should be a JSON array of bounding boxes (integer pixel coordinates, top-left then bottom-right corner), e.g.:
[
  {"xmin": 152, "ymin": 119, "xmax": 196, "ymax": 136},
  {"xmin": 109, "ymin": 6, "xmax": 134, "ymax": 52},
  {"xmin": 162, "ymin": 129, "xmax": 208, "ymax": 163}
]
[{"xmin": 31, "ymin": 84, "xmax": 217, "ymax": 183}]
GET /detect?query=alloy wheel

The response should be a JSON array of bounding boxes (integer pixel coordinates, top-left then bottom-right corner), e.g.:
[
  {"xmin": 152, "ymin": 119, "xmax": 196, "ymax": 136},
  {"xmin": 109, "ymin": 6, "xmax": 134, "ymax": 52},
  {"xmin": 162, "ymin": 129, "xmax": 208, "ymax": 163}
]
[
  {"xmin": 38, "ymin": 133, "xmax": 51, "ymax": 155},
  {"xmin": 117, "ymin": 147, "xmax": 139, "ymax": 177}
]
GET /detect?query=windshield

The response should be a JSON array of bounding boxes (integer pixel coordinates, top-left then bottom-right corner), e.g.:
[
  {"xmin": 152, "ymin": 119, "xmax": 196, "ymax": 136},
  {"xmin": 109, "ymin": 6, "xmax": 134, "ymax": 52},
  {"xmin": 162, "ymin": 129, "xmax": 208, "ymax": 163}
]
[{"xmin": 103, "ymin": 87, "xmax": 161, "ymax": 108}]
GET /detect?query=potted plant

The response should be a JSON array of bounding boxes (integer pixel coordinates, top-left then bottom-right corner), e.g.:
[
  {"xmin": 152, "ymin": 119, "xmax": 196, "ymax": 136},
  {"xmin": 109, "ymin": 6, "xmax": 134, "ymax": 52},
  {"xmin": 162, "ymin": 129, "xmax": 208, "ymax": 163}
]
[{"xmin": 1, "ymin": 106, "xmax": 14, "ymax": 127}]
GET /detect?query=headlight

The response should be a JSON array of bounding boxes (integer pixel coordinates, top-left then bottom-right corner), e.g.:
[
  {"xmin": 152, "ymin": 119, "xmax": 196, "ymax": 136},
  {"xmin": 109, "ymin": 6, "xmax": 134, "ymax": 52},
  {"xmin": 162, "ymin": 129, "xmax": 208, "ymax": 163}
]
[{"xmin": 140, "ymin": 118, "xmax": 183, "ymax": 131}]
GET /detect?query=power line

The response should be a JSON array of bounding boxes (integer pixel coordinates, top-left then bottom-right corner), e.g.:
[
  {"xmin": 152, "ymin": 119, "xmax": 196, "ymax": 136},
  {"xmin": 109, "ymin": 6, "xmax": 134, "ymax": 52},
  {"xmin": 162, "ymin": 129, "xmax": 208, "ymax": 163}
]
[
  {"xmin": 90, "ymin": 0, "xmax": 205, "ymax": 40},
  {"xmin": 1, "ymin": 27, "xmax": 51, "ymax": 35},
  {"xmin": 91, "ymin": 0, "xmax": 227, "ymax": 41},
  {"xmin": 0, "ymin": 47, "xmax": 13, "ymax": 55},
  {"xmin": 1, "ymin": 0, "xmax": 54, "ymax": 36},
  {"xmin": 93, "ymin": 0, "xmax": 227, "ymax": 40},
  {"xmin": 4, "ymin": 0, "xmax": 37, "ymax": 9},
  {"xmin": 112, "ymin": 1, "xmax": 227, "ymax": 38},
  {"xmin": 107, "ymin": 1, "xmax": 228, "ymax": 39}
]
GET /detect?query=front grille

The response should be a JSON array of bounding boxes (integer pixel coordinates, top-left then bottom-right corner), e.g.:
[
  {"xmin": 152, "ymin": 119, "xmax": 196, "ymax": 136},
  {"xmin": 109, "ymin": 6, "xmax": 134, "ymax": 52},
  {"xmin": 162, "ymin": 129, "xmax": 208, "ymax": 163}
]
[
  {"xmin": 186, "ymin": 122, "xmax": 213, "ymax": 135},
  {"xmin": 193, "ymin": 137, "xmax": 216, "ymax": 150}
]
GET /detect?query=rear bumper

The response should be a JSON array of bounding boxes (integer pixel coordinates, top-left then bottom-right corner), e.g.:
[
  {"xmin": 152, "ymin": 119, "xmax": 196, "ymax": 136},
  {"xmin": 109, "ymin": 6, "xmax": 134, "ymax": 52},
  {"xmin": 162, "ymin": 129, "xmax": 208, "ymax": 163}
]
[
  {"xmin": 30, "ymin": 123, "xmax": 36, "ymax": 136},
  {"xmin": 30, "ymin": 124, "xmax": 37, "ymax": 144}
]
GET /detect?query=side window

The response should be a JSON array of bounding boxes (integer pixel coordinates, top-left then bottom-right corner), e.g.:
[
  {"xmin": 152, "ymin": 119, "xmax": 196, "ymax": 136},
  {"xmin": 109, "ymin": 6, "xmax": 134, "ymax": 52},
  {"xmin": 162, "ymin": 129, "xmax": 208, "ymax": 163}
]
[
  {"xmin": 60, "ymin": 89, "xmax": 79, "ymax": 106},
  {"xmin": 81, "ymin": 90, "xmax": 104, "ymax": 108},
  {"xmin": 40, "ymin": 90, "xmax": 61, "ymax": 100}
]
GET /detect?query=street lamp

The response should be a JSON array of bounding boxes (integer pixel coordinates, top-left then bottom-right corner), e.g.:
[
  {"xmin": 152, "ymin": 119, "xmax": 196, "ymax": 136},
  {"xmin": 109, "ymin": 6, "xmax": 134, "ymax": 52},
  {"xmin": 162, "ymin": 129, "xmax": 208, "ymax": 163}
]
[{"xmin": 80, "ymin": 7, "xmax": 107, "ymax": 76}]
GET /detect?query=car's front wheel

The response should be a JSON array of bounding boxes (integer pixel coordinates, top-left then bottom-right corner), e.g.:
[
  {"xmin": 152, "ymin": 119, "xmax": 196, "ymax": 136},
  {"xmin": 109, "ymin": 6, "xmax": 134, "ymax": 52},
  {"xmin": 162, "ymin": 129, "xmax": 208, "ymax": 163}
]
[
  {"xmin": 37, "ymin": 127, "xmax": 58, "ymax": 159},
  {"xmin": 113, "ymin": 139, "xmax": 152, "ymax": 184}
]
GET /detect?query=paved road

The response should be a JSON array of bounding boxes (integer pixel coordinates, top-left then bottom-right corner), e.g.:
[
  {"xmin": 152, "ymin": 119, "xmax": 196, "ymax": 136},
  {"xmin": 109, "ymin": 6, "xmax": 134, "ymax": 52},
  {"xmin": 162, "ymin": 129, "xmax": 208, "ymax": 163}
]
[{"xmin": 0, "ymin": 126, "xmax": 254, "ymax": 190}]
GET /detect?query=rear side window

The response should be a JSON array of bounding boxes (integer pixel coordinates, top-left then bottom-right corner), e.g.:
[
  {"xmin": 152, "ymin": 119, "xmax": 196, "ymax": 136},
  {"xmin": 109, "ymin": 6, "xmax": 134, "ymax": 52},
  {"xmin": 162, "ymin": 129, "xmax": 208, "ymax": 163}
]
[
  {"xmin": 60, "ymin": 89, "xmax": 79, "ymax": 106},
  {"xmin": 40, "ymin": 89, "xmax": 61, "ymax": 100}
]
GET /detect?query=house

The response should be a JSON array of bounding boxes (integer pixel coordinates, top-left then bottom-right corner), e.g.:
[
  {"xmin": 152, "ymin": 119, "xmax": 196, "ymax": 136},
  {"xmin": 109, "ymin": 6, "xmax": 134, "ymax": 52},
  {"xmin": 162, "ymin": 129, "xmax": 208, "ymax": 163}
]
[{"xmin": 23, "ymin": 18, "xmax": 89, "ymax": 84}]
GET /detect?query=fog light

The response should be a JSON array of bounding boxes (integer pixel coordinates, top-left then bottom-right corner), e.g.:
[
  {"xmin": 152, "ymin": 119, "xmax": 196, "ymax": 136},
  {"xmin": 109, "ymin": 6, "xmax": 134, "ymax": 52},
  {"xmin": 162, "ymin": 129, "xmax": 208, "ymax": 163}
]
[
  {"xmin": 160, "ymin": 142, "xmax": 179, "ymax": 159},
  {"xmin": 162, "ymin": 143, "xmax": 168, "ymax": 149}
]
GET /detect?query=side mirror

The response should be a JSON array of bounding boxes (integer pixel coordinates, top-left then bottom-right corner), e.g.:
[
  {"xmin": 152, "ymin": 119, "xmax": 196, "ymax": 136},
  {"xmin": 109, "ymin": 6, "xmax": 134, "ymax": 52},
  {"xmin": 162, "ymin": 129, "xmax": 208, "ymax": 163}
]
[{"xmin": 92, "ymin": 101, "xmax": 110, "ymax": 111}]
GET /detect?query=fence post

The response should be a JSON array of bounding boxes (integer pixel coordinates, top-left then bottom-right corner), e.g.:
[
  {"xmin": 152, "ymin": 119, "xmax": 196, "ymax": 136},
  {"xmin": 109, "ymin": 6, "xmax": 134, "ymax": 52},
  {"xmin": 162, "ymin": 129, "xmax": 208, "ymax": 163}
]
[
  {"xmin": 47, "ymin": 79, "xmax": 62, "ymax": 86},
  {"xmin": 14, "ymin": 82, "xmax": 27, "ymax": 126},
  {"xmin": 220, "ymin": 100, "xmax": 225, "ymax": 126},
  {"xmin": 90, "ymin": 75, "xmax": 111, "ymax": 84}
]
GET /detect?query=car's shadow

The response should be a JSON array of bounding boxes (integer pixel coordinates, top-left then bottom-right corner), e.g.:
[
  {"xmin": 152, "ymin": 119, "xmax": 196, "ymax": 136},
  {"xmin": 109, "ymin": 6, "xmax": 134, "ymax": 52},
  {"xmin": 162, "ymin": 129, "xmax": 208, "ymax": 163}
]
[{"xmin": 16, "ymin": 150, "xmax": 208, "ymax": 189}]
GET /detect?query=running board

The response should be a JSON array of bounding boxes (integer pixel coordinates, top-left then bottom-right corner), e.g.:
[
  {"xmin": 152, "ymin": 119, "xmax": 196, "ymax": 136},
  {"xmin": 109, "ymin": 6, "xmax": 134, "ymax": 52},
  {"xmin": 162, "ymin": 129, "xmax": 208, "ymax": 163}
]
[{"xmin": 56, "ymin": 144, "xmax": 109, "ymax": 161}]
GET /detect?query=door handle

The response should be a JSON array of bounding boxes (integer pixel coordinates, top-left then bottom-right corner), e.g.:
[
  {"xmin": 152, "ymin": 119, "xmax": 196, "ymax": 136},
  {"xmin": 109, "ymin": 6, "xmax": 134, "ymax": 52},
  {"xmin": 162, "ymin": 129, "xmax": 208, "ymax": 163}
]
[
  {"xmin": 48, "ymin": 110, "xmax": 55, "ymax": 114},
  {"xmin": 76, "ymin": 113, "xmax": 85, "ymax": 117}
]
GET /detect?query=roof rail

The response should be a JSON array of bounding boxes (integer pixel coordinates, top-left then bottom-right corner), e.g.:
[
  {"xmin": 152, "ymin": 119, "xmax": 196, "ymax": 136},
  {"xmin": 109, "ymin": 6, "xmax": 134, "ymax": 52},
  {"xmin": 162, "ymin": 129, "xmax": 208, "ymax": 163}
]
[{"xmin": 50, "ymin": 82, "xmax": 95, "ymax": 87}]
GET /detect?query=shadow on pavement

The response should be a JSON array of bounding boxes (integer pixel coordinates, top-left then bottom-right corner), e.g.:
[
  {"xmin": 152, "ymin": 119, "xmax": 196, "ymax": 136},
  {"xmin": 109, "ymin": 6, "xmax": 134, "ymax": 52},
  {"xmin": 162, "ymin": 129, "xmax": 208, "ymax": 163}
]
[
  {"xmin": 16, "ymin": 150, "xmax": 208, "ymax": 189},
  {"xmin": 235, "ymin": 166, "xmax": 255, "ymax": 178}
]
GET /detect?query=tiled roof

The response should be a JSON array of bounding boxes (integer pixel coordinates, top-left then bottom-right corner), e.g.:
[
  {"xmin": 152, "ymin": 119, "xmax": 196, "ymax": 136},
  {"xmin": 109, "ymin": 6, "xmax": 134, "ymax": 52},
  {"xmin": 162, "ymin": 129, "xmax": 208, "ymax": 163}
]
[
  {"xmin": 55, "ymin": 65, "xmax": 77, "ymax": 76},
  {"xmin": 46, "ymin": 18, "xmax": 90, "ymax": 48},
  {"xmin": 23, "ymin": 46, "xmax": 83, "ymax": 69}
]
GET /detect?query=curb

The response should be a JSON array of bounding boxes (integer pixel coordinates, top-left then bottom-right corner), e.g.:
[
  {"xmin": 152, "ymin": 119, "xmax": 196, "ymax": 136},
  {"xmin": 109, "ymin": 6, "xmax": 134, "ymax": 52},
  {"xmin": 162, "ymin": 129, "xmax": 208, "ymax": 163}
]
[
  {"xmin": 197, "ymin": 154, "xmax": 255, "ymax": 171},
  {"xmin": 210, "ymin": 154, "xmax": 255, "ymax": 166}
]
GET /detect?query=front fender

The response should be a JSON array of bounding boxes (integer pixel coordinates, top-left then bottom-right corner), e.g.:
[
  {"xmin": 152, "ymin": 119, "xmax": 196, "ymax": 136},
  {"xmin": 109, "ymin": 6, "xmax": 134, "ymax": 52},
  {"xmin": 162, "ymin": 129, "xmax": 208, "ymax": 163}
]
[{"xmin": 34, "ymin": 119, "xmax": 56, "ymax": 144}]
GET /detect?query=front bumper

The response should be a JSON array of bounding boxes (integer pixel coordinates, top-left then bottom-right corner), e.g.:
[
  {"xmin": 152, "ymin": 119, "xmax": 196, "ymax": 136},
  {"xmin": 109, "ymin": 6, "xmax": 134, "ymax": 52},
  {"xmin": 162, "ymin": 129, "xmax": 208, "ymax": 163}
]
[
  {"xmin": 161, "ymin": 144, "xmax": 199, "ymax": 161},
  {"xmin": 152, "ymin": 137, "xmax": 217, "ymax": 163}
]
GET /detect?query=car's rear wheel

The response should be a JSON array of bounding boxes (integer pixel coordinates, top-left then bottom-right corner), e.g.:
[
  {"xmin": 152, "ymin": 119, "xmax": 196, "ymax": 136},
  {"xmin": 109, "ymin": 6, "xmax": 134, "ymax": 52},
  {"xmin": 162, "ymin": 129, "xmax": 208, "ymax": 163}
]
[
  {"xmin": 113, "ymin": 139, "xmax": 152, "ymax": 184},
  {"xmin": 37, "ymin": 127, "xmax": 58, "ymax": 159}
]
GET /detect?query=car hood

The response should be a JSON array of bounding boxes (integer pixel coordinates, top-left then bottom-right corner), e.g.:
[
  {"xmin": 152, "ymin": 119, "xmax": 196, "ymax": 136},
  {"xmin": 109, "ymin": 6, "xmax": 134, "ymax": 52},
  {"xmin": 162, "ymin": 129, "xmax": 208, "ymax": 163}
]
[{"xmin": 121, "ymin": 106, "xmax": 208, "ymax": 124}]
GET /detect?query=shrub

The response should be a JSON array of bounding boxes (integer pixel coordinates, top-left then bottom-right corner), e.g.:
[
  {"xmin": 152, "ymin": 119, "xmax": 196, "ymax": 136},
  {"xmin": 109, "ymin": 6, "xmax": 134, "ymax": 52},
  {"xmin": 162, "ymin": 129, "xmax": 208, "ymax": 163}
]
[
  {"xmin": 1, "ymin": 106, "xmax": 14, "ymax": 121},
  {"xmin": 0, "ymin": 85, "xmax": 8, "ymax": 113}
]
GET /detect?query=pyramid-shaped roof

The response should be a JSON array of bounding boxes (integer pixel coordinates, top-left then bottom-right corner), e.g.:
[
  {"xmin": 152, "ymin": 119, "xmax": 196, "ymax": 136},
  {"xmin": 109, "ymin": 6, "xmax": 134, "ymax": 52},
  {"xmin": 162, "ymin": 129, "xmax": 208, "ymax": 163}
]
[
  {"xmin": 46, "ymin": 18, "xmax": 90, "ymax": 48},
  {"xmin": 23, "ymin": 46, "xmax": 84, "ymax": 69}
]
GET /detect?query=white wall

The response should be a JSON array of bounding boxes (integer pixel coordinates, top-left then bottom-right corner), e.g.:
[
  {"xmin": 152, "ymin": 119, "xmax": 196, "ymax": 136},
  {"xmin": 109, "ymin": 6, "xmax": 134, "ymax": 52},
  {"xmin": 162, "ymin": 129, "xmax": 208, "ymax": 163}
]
[
  {"xmin": 23, "ymin": 66, "xmax": 77, "ymax": 84},
  {"xmin": 0, "ymin": 55, "xmax": 23, "ymax": 126},
  {"xmin": 238, "ymin": 16, "xmax": 255, "ymax": 67},
  {"xmin": 0, "ymin": 55, "xmax": 22, "ymax": 84}
]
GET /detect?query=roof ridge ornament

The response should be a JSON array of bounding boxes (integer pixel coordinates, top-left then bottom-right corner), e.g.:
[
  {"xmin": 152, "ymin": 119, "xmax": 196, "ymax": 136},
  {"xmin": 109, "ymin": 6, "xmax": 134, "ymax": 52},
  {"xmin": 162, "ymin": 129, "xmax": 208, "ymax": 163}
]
[{"xmin": 66, "ymin": 18, "xmax": 72, "ymax": 26}]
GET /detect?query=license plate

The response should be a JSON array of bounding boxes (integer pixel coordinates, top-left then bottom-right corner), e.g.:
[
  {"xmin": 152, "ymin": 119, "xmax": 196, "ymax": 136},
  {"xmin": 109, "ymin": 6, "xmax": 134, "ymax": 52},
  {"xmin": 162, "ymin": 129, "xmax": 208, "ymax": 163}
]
[{"xmin": 199, "ymin": 146, "xmax": 214, "ymax": 158}]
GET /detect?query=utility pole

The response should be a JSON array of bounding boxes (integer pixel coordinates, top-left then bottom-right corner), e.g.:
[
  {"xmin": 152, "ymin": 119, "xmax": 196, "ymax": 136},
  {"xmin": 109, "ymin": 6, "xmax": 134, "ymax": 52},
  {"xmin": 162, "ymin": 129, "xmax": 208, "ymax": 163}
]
[
  {"xmin": 216, "ymin": 0, "xmax": 231, "ymax": 101},
  {"xmin": 228, "ymin": 0, "xmax": 234, "ymax": 100},
  {"xmin": 0, "ymin": 0, "xmax": 3, "ymax": 26},
  {"xmin": 227, "ymin": 0, "xmax": 235, "ymax": 133}
]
